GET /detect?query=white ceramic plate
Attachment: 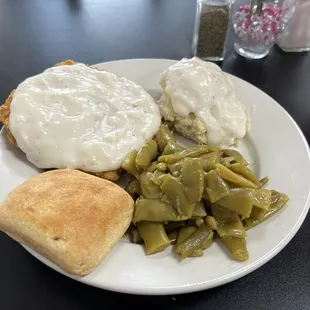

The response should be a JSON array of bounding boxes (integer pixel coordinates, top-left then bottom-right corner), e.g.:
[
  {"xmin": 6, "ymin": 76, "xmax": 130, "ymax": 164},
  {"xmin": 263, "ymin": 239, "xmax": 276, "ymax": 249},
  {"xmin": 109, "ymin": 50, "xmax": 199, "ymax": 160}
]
[{"xmin": 1, "ymin": 59, "xmax": 310, "ymax": 295}]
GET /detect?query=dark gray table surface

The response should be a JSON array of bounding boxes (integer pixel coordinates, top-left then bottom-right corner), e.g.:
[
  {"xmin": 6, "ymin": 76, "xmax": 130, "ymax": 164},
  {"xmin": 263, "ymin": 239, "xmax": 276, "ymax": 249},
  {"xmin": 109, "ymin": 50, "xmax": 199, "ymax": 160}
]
[{"xmin": 0, "ymin": 1, "xmax": 309, "ymax": 309}]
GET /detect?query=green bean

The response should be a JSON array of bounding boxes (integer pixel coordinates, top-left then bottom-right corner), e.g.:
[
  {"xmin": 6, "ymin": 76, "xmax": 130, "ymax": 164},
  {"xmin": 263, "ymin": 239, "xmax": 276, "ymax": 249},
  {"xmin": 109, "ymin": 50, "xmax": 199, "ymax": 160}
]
[
  {"xmin": 221, "ymin": 236, "xmax": 249, "ymax": 262},
  {"xmin": 146, "ymin": 161, "xmax": 158, "ymax": 173},
  {"xmin": 176, "ymin": 226, "xmax": 203, "ymax": 257},
  {"xmin": 244, "ymin": 190, "xmax": 289, "ymax": 230},
  {"xmin": 219, "ymin": 156, "xmax": 235, "ymax": 167},
  {"xmin": 211, "ymin": 204, "xmax": 247, "ymax": 238},
  {"xmin": 152, "ymin": 172, "xmax": 169, "ymax": 186},
  {"xmin": 133, "ymin": 198, "xmax": 188, "ymax": 223},
  {"xmin": 253, "ymin": 189, "xmax": 271, "ymax": 210},
  {"xmin": 162, "ymin": 141, "xmax": 185, "ymax": 156},
  {"xmin": 177, "ymin": 226, "xmax": 196, "ymax": 244},
  {"xmin": 128, "ymin": 225, "xmax": 142, "ymax": 243},
  {"xmin": 204, "ymin": 169, "xmax": 230, "ymax": 203},
  {"xmin": 204, "ymin": 216, "xmax": 217, "ymax": 230},
  {"xmin": 139, "ymin": 172, "xmax": 163, "ymax": 199},
  {"xmin": 271, "ymin": 190, "xmax": 289, "ymax": 207},
  {"xmin": 201, "ymin": 229, "xmax": 214, "ymax": 249},
  {"xmin": 186, "ymin": 220, "xmax": 198, "ymax": 226},
  {"xmin": 190, "ymin": 249, "xmax": 203, "ymax": 257},
  {"xmin": 171, "ymin": 171, "xmax": 180, "ymax": 177},
  {"xmin": 180, "ymin": 158, "xmax": 204, "ymax": 205},
  {"xmin": 176, "ymin": 224, "xmax": 212, "ymax": 258},
  {"xmin": 161, "ymin": 193, "xmax": 173, "ymax": 205},
  {"xmin": 150, "ymin": 170, "xmax": 165, "ymax": 185},
  {"xmin": 167, "ymin": 160, "xmax": 183, "ymax": 175},
  {"xmin": 259, "ymin": 176, "xmax": 269, "ymax": 188},
  {"xmin": 155, "ymin": 123, "xmax": 176, "ymax": 152},
  {"xmin": 164, "ymin": 221, "xmax": 186, "ymax": 233},
  {"xmin": 168, "ymin": 230, "xmax": 178, "ymax": 244},
  {"xmin": 224, "ymin": 181, "xmax": 239, "ymax": 189},
  {"xmin": 216, "ymin": 163, "xmax": 258, "ymax": 189},
  {"xmin": 216, "ymin": 188, "xmax": 254, "ymax": 218},
  {"xmin": 124, "ymin": 128, "xmax": 289, "ymax": 263},
  {"xmin": 249, "ymin": 206, "xmax": 267, "ymax": 221},
  {"xmin": 222, "ymin": 149, "xmax": 248, "ymax": 166},
  {"xmin": 206, "ymin": 146, "xmax": 220, "ymax": 152},
  {"xmin": 156, "ymin": 163, "xmax": 167, "ymax": 172},
  {"xmin": 151, "ymin": 170, "xmax": 166, "ymax": 186},
  {"xmin": 135, "ymin": 140, "xmax": 158, "ymax": 171},
  {"xmin": 158, "ymin": 145, "xmax": 210, "ymax": 164},
  {"xmin": 187, "ymin": 218, "xmax": 204, "ymax": 227},
  {"xmin": 200, "ymin": 152, "xmax": 220, "ymax": 172},
  {"xmin": 195, "ymin": 218, "xmax": 204, "ymax": 227},
  {"xmin": 137, "ymin": 222, "xmax": 170, "ymax": 255},
  {"xmin": 229, "ymin": 163, "xmax": 260, "ymax": 186},
  {"xmin": 161, "ymin": 174, "xmax": 195, "ymax": 217},
  {"xmin": 191, "ymin": 201, "xmax": 207, "ymax": 218},
  {"xmin": 125, "ymin": 178, "xmax": 141, "ymax": 199},
  {"xmin": 121, "ymin": 149, "xmax": 139, "ymax": 179}
]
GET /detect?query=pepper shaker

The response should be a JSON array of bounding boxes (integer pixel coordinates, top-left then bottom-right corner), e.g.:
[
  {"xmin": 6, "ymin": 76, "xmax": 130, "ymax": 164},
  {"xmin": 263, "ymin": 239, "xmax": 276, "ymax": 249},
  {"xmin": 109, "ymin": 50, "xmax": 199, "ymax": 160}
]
[{"xmin": 193, "ymin": 0, "xmax": 231, "ymax": 61}]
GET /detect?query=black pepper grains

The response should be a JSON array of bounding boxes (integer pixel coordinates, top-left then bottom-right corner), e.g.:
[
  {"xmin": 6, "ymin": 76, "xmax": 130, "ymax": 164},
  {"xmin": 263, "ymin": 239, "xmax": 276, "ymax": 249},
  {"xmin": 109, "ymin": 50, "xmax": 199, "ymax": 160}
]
[{"xmin": 193, "ymin": 1, "xmax": 231, "ymax": 61}]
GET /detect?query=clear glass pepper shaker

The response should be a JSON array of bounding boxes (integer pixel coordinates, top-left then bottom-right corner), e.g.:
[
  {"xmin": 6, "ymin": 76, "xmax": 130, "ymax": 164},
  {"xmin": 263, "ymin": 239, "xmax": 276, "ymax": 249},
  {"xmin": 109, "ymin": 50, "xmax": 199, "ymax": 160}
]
[
  {"xmin": 192, "ymin": 0, "xmax": 231, "ymax": 61},
  {"xmin": 277, "ymin": 0, "xmax": 310, "ymax": 52}
]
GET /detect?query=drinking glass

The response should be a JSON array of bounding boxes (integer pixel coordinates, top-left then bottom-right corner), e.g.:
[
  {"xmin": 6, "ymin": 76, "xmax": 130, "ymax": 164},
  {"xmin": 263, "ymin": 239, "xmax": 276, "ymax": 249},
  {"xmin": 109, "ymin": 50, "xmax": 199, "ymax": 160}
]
[{"xmin": 232, "ymin": 0, "xmax": 296, "ymax": 59}]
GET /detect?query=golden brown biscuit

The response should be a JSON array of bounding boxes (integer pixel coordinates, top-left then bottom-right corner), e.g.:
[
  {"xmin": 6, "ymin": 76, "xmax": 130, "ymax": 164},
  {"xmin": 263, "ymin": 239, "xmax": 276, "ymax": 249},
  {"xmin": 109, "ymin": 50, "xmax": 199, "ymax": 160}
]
[{"xmin": 0, "ymin": 169, "xmax": 134, "ymax": 276}]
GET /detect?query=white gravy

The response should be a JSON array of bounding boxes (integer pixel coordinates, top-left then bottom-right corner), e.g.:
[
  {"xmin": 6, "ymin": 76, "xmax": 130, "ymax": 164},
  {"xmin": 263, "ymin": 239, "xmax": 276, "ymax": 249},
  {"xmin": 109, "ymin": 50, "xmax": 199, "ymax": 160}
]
[
  {"xmin": 9, "ymin": 63, "xmax": 161, "ymax": 172},
  {"xmin": 160, "ymin": 57, "xmax": 248, "ymax": 147}
]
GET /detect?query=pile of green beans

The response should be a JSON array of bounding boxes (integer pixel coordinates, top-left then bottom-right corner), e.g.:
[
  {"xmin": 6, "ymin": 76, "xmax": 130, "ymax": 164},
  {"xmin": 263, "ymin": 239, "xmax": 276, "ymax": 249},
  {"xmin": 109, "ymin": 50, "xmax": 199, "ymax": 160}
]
[{"xmin": 122, "ymin": 124, "xmax": 289, "ymax": 261}]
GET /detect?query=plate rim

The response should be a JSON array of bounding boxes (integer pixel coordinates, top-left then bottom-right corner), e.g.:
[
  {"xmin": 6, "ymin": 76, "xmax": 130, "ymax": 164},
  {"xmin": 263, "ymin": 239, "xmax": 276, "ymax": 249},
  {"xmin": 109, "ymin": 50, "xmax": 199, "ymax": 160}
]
[{"xmin": 1, "ymin": 58, "xmax": 310, "ymax": 295}]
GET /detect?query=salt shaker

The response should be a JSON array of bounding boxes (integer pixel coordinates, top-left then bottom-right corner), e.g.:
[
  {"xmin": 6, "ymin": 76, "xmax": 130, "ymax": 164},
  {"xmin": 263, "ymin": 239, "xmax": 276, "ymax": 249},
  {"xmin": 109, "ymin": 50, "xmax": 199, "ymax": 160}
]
[
  {"xmin": 192, "ymin": 0, "xmax": 231, "ymax": 61},
  {"xmin": 277, "ymin": 0, "xmax": 310, "ymax": 52}
]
